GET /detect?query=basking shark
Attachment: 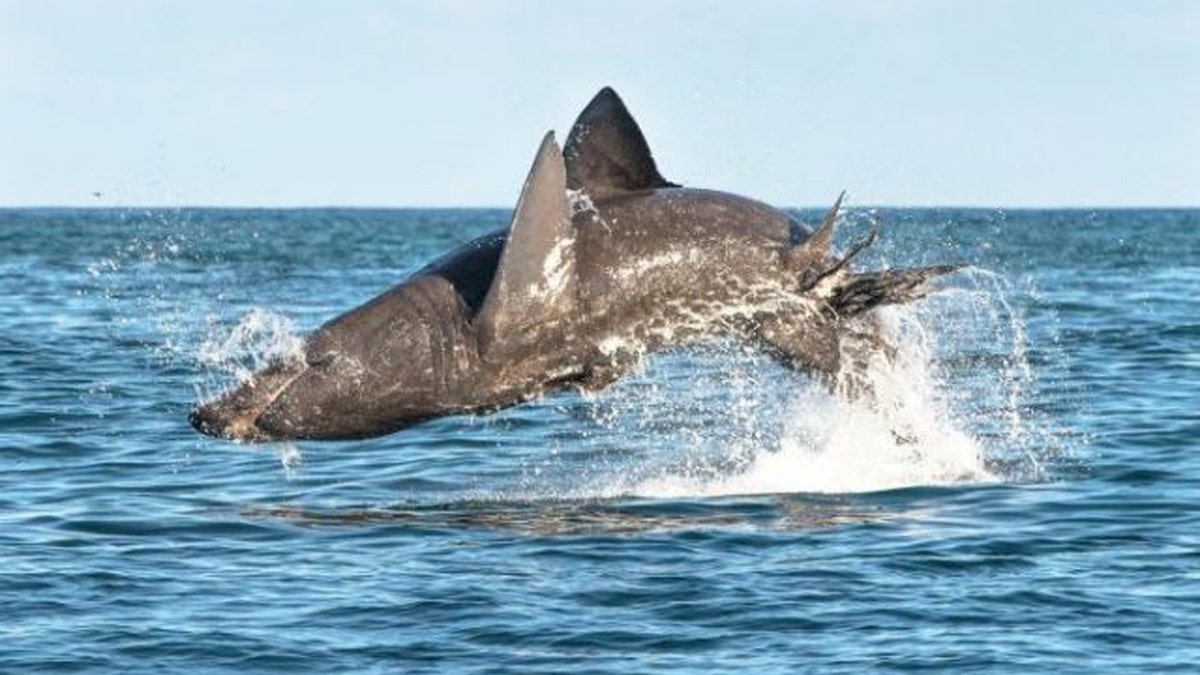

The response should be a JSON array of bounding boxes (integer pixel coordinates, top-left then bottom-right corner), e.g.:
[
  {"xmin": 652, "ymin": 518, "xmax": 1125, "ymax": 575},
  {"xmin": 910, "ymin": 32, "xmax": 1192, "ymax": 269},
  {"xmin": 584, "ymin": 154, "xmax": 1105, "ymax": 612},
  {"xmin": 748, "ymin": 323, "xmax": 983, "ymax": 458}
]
[{"xmin": 191, "ymin": 87, "xmax": 954, "ymax": 442}]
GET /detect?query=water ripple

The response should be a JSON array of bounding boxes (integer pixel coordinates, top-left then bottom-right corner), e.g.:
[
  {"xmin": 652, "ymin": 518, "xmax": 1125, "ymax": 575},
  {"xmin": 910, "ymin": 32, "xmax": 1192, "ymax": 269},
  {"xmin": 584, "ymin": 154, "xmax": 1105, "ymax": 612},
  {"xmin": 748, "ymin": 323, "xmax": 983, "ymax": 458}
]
[{"xmin": 2, "ymin": 208, "xmax": 1198, "ymax": 672}]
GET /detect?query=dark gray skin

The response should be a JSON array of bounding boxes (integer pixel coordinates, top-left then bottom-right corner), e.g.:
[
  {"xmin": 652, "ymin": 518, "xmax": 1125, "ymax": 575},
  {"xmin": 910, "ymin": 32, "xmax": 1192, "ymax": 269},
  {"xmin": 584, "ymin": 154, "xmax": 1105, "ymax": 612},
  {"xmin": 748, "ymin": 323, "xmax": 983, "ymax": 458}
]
[{"xmin": 191, "ymin": 88, "xmax": 953, "ymax": 442}]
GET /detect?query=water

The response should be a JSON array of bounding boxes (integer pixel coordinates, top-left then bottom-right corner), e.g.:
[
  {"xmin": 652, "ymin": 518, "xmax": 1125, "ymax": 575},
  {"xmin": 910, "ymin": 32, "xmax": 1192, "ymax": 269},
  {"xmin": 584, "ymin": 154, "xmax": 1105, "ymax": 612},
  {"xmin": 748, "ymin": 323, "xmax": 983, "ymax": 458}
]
[{"xmin": 2, "ymin": 207, "xmax": 1197, "ymax": 673}]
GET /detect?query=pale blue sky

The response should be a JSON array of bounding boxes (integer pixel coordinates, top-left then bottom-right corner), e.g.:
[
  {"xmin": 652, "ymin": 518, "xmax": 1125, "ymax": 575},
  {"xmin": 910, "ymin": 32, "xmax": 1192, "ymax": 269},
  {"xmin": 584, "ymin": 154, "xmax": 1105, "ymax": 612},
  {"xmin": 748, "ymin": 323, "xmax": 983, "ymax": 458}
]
[{"xmin": 2, "ymin": 0, "xmax": 1197, "ymax": 207}]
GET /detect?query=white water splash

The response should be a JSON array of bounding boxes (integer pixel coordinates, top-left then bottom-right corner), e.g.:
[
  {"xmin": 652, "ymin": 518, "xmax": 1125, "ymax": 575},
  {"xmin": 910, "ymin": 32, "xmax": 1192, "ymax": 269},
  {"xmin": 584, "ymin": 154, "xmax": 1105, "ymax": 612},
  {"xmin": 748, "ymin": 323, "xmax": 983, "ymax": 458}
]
[
  {"xmin": 194, "ymin": 309, "xmax": 307, "ymax": 472},
  {"xmin": 621, "ymin": 310, "xmax": 992, "ymax": 497},
  {"xmin": 275, "ymin": 441, "xmax": 303, "ymax": 476},
  {"xmin": 196, "ymin": 308, "xmax": 305, "ymax": 384},
  {"xmin": 534, "ymin": 268, "xmax": 1051, "ymax": 498}
]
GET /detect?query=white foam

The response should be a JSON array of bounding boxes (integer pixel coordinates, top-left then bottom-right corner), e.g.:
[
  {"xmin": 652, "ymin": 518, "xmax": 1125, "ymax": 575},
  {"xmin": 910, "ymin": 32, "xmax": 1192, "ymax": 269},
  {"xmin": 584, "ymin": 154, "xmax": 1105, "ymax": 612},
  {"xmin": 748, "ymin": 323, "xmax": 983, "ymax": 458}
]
[
  {"xmin": 191, "ymin": 308, "xmax": 306, "ymax": 412},
  {"xmin": 196, "ymin": 308, "xmax": 305, "ymax": 384},
  {"xmin": 621, "ymin": 319, "xmax": 994, "ymax": 497},
  {"xmin": 543, "ymin": 269, "xmax": 1053, "ymax": 498},
  {"xmin": 275, "ymin": 441, "xmax": 303, "ymax": 476}
]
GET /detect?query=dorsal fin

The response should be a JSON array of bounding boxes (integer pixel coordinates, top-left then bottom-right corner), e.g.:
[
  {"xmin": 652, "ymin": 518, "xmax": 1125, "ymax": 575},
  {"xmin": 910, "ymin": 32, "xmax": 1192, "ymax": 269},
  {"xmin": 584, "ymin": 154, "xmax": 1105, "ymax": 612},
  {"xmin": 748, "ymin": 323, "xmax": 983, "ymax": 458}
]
[
  {"xmin": 476, "ymin": 132, "xmax": 576, "ymax": 353},
  {"xmin": 809, "ymin": 190, "xmax": 845, "ymax": 254},
  {"xmin": 786, "ymin": 191, "xmax": 844, "ymax": 276},
  {"xmin": 563, "ymin": 87, "xmax": 678, "ymax": 198}
]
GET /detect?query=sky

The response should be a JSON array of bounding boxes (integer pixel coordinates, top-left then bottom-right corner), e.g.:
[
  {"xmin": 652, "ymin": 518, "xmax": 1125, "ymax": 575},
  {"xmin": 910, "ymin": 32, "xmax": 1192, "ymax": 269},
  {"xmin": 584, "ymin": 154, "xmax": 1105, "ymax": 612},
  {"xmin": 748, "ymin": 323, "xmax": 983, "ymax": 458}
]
[{"xmin": 1, "ymin": 0, "xmax": 1197, "ymax": 207}]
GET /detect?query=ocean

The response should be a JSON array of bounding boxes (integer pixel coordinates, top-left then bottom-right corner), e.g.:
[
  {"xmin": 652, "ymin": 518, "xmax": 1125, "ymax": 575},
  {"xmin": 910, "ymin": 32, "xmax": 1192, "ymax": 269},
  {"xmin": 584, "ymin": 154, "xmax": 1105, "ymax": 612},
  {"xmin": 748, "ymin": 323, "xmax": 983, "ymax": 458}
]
[{"xmin": 2, "ymin": 207, "xmax": 1197, "ymax": 673}]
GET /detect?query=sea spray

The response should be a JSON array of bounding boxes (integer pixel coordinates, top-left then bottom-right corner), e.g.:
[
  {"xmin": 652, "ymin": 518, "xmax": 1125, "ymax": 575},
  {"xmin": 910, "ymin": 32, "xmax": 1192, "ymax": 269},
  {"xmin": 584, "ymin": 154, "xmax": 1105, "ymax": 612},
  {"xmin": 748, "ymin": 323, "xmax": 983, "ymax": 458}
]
[
  {"xmin": 510, "ymin": 267, "xmax": 1059, "ymax": 498},
  {"xmin": 193, "ymin": 309, "xmax": 308, "ymax": 469},
  {"xmin": 195, "ymin": 308, "xmax": 305, "ymax": 385},
  {"xmin": 614, "ymin": 303, "xmax": 995, "ymax": 497}
]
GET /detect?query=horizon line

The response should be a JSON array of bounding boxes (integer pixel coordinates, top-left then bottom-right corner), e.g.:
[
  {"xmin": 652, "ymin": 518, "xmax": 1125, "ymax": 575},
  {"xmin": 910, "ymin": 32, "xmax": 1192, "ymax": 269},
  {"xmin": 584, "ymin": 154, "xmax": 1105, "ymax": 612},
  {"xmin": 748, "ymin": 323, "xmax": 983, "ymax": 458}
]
[{"xmin": 2, "ymin": 203, "xmax": 1197, "ymax": 211}]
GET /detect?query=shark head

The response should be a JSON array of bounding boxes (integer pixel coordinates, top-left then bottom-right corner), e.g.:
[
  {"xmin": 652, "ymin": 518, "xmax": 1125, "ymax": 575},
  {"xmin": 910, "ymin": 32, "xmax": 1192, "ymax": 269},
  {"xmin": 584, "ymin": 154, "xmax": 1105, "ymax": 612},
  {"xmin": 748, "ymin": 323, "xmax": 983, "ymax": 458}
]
[
  {"xmin": 190, "ymin": 275, "xmax": 476, "ymax": 441},
  {"xmin": 190, "ymin": 129, "xmax": 581, "ymax": 442}
]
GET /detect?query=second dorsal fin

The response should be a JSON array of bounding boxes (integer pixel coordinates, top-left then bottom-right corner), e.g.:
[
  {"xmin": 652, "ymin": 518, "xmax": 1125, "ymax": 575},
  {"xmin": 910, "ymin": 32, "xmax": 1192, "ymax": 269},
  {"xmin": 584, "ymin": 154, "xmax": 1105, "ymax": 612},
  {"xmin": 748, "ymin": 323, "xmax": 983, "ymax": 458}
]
[
  {"xmin": 786, "ymin": 191, "xmax": 844, "ymax": 275},
  {"xmin": 476, "ymin": 131, "xmax": 576, "ymax": 354},
  {"xmin": 563, "ymin": 87, "xmax": 678, "ymax": 198}
]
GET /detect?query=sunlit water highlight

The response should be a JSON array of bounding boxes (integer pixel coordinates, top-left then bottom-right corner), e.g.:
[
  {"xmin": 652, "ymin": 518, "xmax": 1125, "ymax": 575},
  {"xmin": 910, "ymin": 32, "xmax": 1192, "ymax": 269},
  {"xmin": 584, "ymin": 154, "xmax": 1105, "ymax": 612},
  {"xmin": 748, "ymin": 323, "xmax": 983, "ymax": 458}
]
[{"xmin": 2, "ymin": 207, "xmax": 1196, "ymax": 673}]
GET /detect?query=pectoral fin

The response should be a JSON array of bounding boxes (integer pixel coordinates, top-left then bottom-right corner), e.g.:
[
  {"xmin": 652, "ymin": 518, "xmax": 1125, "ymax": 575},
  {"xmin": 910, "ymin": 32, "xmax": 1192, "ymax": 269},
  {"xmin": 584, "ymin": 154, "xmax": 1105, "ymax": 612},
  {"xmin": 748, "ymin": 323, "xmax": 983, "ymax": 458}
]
[
  {"xmin": 754, "ymin": 313, "xmax": 842, "ymax": 380},
  {"xmin": 754, "ymin": 313, "xmax": 892, "ymax": 400}
]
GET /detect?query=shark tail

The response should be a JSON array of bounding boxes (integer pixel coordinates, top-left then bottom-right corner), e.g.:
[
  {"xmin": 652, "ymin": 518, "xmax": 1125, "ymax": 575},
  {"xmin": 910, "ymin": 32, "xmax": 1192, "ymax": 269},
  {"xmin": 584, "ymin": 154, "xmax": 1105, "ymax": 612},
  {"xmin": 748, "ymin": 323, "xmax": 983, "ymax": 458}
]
[
  {"xmin": 826, "ymin": 264, "xmax": 961, "ymax": 319},
  {"xmin": 759, "ymin": 192, "xmax": 960, "ymax": 383},
  {"xmin": 788, "ymin": 192, "xmax": 960, "ymax": 318}
]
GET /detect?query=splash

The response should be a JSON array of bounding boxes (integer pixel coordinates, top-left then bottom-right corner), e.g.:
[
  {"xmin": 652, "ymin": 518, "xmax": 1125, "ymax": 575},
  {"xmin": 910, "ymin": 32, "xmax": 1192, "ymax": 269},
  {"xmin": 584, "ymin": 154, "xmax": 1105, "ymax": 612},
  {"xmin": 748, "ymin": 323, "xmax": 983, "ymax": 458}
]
[
  {"xmin": 81, "ymin": 210, "xmax": 311, "ymax": 474},
  {"xmin": 618, "ymin": 310, "xmax": 992, "ymax": 497},
  {"xmin": 194, "ymin": 309, "xmax": 307, "ymax": 472},
  {"xmin": 84, "ymin": 210, "xmax": 206, "ymax": 365},
  {"xmin": 275, "ymin": 441, "xmax": 304, "ymax": 476},
  {"xmin": 195, "ymin": 308, "xmax": 305, "ymax": 385},
  {"xmin": 518, "ymin": 267, "xmax": 1053, "ymax": 498}
]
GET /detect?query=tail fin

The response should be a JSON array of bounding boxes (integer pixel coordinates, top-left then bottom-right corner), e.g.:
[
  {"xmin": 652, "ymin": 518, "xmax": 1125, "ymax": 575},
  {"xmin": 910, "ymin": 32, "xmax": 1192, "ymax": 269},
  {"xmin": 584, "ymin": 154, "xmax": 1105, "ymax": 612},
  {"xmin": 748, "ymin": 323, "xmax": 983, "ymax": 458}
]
[
  {"xmin": 763, "ymin": 192, "xmax": 959, "ymax": 385},
  {"xmin": 755, "ymin": 265, "xmax": 958, "ymax": 380},
  {"xmin": 788, "ymin": 193, "xmax": 959, "ymax": 316},
  {"xmin": 827, "ymin": 265, "xmax": 961, "ymax": 318},
  {"xmin": 825, "ymin": 267, "xmax": 959, "ymax": 402}
]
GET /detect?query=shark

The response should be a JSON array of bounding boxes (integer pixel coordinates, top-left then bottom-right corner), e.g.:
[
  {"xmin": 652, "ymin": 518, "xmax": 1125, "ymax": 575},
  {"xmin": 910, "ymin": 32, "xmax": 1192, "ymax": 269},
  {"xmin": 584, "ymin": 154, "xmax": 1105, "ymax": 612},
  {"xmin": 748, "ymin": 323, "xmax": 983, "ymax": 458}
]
[{"xmin": 190, "ymin": 87, "xmax": 954, "ymax": 442}]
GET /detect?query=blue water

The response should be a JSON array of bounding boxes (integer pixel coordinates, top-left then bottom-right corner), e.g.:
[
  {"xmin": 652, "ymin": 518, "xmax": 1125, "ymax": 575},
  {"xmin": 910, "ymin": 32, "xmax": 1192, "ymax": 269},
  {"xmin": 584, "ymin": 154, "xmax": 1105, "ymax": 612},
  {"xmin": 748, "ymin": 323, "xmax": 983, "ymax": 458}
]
[{"xmin": 2, "ymin": 207, "xmax": 1197, "ymax": 673}]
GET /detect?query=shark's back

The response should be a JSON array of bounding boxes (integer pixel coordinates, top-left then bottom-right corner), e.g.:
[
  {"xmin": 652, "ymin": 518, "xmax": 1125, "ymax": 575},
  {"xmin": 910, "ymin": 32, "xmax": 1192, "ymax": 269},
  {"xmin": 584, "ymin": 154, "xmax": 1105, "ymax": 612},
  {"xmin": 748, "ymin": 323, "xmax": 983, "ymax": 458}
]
[{"xmin": 416, "ymin": 185, "xmax": 806, "ymax": 324}]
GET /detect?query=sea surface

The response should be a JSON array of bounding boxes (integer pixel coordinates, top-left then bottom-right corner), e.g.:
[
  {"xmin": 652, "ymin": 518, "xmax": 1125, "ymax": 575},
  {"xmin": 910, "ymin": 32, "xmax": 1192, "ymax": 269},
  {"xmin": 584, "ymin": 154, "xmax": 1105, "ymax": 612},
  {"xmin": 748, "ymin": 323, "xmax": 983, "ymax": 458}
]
[{"xmin": 1, "ymin": 207, "xmax": 1197, "ymax": 673}]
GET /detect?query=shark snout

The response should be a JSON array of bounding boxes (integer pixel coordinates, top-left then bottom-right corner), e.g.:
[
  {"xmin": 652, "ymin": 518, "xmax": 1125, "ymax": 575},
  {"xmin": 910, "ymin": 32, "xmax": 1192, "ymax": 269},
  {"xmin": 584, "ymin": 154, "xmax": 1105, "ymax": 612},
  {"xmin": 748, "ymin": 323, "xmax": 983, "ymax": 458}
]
[
  {"xmin": 187, "ymin": 403, "xmax": 221, "ymax": 436},
  {"xmin": 190, "ymin": 360, "xmax": 308, "ymax": 443},
  {"xmin": 188, "ymin": 401, "xmax": 271, "ymax": 443}
]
